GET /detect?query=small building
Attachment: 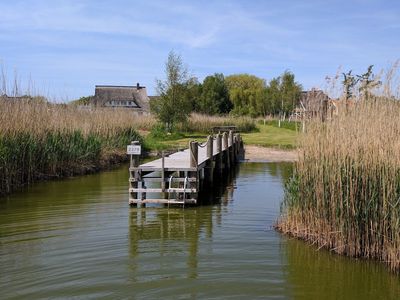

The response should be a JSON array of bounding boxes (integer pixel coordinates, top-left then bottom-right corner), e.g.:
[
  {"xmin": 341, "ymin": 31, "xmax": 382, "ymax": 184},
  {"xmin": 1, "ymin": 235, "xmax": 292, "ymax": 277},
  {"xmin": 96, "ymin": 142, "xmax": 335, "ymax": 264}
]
[
  {"xmin": 93, "ymin": 83, "xmax": 150, "ymax": 114},
  {"xmin": 299, "ymin": 89, "xmax": 330, "ymax": 119}
]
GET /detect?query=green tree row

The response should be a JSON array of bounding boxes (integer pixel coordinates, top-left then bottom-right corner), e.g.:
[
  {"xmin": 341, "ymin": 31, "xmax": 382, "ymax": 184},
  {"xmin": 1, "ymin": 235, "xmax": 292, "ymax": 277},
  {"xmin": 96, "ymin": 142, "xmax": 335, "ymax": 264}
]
[{"xmin": 151, "ymin": 51, "xmax": 303, "ymax": 129}]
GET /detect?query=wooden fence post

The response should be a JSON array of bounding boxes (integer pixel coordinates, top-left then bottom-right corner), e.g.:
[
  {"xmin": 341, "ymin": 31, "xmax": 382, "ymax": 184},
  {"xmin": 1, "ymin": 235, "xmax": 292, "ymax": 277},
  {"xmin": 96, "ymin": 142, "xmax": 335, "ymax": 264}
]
[
  {"xmin": 216, "ymin": 133, "xmax": 222, "ymax": 175},
  {"xmin": 205, "ymin": 135, "xmax": 214, "ymax": 185},
  {"xmin": 190, "ymin": 141, "xmax": 199, "ymax": 168},
  {"xmin": 223, "ymin": 132, "xmax": 230, "ymax": 169},
  {"xmin": 129, "ymin": 141, "xmax": 141, "ymax": 207},
  {"xmin": 229, "ymin": 130, "xmax": 234, "ymax": 165}
]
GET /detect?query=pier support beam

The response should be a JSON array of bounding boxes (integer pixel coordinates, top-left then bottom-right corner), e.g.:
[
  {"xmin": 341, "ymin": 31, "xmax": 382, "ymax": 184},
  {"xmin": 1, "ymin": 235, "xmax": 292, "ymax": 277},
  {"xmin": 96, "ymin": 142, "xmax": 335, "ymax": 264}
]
[
  {"xmin": 205, "ymin": 135, "xmax": 214, "ymax": 186},
  {"xmin": 189, "ymin": 141, "xmax": 199, "ymax": 202},
  {"xmin": 190, "ymin": 141, "xmax": 199, "ymax": 168},
  {"xmin": 229, "ymin": 130, "xmax": 234, "ymax": 166},
  {"xmin": 216, "ymin": 133, "xmax": 222, "ymax": 176},
  {"xmin": 129, "ymin": 141, "xmax": 141, "ymax": 207},
  {"xmin": 128, "ymin": 130, "xmax": 243, "ymax": 207},
  {"xmin": 223, "ymin": 132, "xmax": 230, "ymax": 170}
]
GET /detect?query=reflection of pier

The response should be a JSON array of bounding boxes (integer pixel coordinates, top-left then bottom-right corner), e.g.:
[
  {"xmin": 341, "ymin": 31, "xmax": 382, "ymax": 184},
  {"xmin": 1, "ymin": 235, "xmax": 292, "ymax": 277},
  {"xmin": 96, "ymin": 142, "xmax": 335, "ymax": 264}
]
[
  {"xmin": 129, "ymin": 167, "xmax": 237, "ymax": 279},
  {"xmin": 129, "ymin": 130, "xmax": 244, "ymax": 206}
]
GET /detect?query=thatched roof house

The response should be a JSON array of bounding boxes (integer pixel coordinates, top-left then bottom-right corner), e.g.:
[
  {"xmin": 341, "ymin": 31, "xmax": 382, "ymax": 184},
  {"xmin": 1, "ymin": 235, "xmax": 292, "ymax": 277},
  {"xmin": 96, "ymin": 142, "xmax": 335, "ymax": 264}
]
[
  {"xmin": 299, "ymin": 89, "xmax": 330, "ymax": 116},
  {"xmin": 93, "ymin": 83, "xmax": 150, "ymax": 114}
]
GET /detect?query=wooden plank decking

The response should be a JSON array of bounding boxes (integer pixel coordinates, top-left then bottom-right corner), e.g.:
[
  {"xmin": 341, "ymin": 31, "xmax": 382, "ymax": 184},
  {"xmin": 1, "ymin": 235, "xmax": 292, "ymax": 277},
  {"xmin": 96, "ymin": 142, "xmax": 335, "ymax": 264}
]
[
  {"xmin": 128, "ymin": 130, "xmax": 244, "ymax": 207},
  {"xmin": 137, "ymin": 138, "xmax": 219, "ymax": 171}
]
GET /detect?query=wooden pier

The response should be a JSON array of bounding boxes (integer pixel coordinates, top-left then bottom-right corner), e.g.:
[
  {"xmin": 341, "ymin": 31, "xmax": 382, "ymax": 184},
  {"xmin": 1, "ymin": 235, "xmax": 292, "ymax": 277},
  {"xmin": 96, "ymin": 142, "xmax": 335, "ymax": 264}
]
[{"xmin": 129, "ymin": 130, "xmax": 244, "ymax": 207}]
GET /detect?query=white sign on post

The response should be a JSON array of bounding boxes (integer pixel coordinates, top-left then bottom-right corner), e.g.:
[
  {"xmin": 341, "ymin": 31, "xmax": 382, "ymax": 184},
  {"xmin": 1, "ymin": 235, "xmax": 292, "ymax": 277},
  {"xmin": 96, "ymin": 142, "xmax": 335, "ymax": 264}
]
[{"xmin": 127, "ymin": 145, "xmax": 141, "ymax": 155}]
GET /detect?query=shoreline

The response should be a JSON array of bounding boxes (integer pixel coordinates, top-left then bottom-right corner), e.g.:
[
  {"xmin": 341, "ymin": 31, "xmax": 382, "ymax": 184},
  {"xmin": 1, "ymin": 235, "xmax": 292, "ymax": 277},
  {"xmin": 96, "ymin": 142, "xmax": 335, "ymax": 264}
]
[
  {"xmin": 0, "ymin": 145, "xmax": 297, "ymax": 198},
  {"xmin": 243, "ymin": 145, "xmax": 298, "ymax": 162}
]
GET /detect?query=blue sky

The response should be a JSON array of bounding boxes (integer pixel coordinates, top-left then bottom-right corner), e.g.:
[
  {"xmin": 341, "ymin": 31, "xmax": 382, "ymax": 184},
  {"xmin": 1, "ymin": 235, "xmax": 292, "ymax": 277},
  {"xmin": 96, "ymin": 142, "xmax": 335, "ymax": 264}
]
[{"xmin": 0, "ymin": 0, "xmax": 399, "ymax": 100}]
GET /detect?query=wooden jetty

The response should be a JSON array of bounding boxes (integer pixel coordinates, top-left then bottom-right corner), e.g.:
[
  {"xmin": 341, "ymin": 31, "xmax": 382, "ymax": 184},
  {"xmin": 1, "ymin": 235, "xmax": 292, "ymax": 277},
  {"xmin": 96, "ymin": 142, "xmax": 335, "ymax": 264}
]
[{"xmin": 129, "ymin": 130, "xmax": 244, "ymax": 207}]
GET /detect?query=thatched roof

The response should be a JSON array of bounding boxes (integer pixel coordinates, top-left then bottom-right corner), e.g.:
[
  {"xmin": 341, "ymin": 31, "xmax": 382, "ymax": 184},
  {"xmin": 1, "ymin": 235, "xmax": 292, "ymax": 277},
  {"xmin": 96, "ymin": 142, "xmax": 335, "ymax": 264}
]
[
  {"xmin": 94, "ymin": 84, "xmax": 150, "ymax": 112},
  {"xmin": 300, "ymin": 89, "xmax": 330, "ymax": 112}
]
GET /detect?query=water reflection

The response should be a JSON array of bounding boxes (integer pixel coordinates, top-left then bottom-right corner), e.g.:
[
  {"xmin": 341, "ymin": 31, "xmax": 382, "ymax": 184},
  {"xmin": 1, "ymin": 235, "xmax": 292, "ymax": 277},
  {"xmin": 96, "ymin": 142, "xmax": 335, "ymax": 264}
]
[
  {"xmin": 1, "ymin": 162, "xmax": 399, "ymax": 299},
  {"xmin": 129, "ymin": 167, "xmax": 237, "ymax": 282},
  {"xmin": 284, "ymin": 238, "xmax": 400, "ymax": 299}
]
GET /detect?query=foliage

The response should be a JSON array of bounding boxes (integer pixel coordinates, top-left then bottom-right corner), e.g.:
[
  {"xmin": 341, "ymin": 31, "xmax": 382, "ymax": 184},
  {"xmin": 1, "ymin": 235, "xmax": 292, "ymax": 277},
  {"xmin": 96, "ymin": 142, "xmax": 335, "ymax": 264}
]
[
  {"xmin": 150, "ymin": 51, "xmax": 193, "ymax": 131},
  {"xmin": 225, "ymin": 73, "xmax": 266, "ymax": 117},
  {"xmin": 342, "ymin": 70, "xmax": 358, "ymax": 100},
  {"xmin": 225, "ymin": 71, "xmax": 302, "ymax": 117},
  {"xmin": 184, "ymin": 77, "xmax": 203, "ymax": 112},
  {"xmin": 147, "ymin": 123, "xmax": 184, "ymax": 140},
  {"xmin": 69, "ymin": 95, "xmax": 94, "ymax": 106},
  {"xmin": 357, "ymin": 65, "xmax": 381, "ymax": 100},
  {"xmin": 198, "ymin": 73, "xmax": 232, "ymax": 114},
  {"xmin": 265, "ymin": 71, "xmax": 302, "ymax": 115},
  {"xmin": 342, "ymin": 65, "xmax": 381, "ymax": 100},
  {"xmin": 0, "ymin": 99, "xmax": 144, "ymax": 195}
]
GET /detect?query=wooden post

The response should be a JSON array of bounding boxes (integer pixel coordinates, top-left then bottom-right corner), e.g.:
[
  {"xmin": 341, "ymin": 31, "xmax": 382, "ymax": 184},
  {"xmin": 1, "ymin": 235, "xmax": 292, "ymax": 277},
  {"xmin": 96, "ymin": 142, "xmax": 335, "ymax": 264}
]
[
  {"xmin": 161, "ymin": 151, "xmax": 165, "ymax": 192},
  {"xmin": 229, "ymin": 130, "xmax": 234, "ymax": 165},
  {"xmin": 205, "ymin": 135, "xmax": 214, "ymax": 185},
  {"xmin": 236, "ymin": 134, "xmax": 241, "ymax": 160},
  {"xmin": 190, "ymin": 141, "xmax": 199, "ymax": 168},
  {"xmin": 233, "ymin": 135, "xmax": 237, "ymax": 162},
  {"xmin": 129, "ymin": 141, "xmax": 141, "ymax": 206},
  {"xmin": 238, "ymin": 135, "xmax": 245, "ymax": 160},
  {"xmin": 223, "ymin": 132, "xmax": 230, "ymax": 169},
  {"xmin": 206, "ymin": 135, "xmax": 213, "ymax": 159},
  {"xmin": 216, "ymin": 133, "xmax": 222, "ymax": 175}
]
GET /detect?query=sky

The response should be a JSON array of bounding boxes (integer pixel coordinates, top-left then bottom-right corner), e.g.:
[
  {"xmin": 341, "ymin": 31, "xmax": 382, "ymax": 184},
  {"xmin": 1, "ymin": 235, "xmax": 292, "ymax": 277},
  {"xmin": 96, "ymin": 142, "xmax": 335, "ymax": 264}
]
[{"xmin": 0, "ymin": 0, "xmax": 399, "ymax": 101}]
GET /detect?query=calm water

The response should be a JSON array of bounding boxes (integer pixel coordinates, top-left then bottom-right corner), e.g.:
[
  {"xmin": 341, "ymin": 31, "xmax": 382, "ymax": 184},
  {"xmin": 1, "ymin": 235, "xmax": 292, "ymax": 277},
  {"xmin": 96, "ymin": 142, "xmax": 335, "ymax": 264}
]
[{"xmin": 0, "ymin": 163, "xmax": 399, "ymax": 299}]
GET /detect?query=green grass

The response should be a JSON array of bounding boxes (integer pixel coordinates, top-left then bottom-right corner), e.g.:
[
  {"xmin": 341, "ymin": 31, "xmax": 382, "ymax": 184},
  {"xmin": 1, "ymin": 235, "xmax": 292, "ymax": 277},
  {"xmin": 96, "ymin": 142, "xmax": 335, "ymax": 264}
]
[
  {"xmin": 241, "ymin": 124, "xmax": 298, "ymax": 149},
  {"xmin": 258, "ymin": 120, "xmax": 300, "ymax": 131},
  {"xmin": 144, "ymin": 124, "xmax": 297, "ymax": 151},
  {"xmin": 144, "ymin": 133, "xmax": 208, "ymax": 151}
]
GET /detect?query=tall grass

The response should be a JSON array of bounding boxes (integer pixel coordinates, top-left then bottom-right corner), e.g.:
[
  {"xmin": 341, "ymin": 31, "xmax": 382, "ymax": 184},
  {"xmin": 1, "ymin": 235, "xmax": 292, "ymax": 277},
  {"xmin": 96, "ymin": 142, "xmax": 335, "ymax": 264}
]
[
  {"xmin": 181, "ymin": 113, "xmax": 256, "ymax": 133},
  {"xmin": 277, "ymin": 98, "xmax": 400, "ymax": 272},
  {"xmin": 0, "ymin": 99, "xmax": 148, "ymax": 195}
]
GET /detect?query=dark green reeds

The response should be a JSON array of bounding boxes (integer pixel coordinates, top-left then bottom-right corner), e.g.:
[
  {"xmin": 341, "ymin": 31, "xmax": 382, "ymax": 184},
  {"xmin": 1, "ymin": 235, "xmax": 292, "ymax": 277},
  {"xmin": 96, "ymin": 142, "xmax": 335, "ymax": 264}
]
[{"xmin": 0, "ymin": 100, "xmax": 142, "ymax": 195}]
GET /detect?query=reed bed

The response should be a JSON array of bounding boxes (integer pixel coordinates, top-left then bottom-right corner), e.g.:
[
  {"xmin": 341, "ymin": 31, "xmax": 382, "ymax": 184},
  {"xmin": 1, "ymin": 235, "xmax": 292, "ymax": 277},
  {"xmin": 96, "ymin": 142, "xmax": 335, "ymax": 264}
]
[
  {"xmin": 277, "ymin": 98, "xmax": 400, "ymax": 272},
  {"xmin": 0, "ymin": 99, "xmax": 150, "ymax": 195},
  {"xmin": 182, "ymin": 113, "xmax": 256, "ymax": 133}
]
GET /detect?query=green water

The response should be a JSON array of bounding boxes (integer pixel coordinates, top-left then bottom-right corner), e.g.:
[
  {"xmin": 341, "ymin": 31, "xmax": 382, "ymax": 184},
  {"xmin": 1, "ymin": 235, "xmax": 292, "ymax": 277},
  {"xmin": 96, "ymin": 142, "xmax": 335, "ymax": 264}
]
[{"xmin": 0, "ymin": 163, "xmax": 399, "ymax": 299}]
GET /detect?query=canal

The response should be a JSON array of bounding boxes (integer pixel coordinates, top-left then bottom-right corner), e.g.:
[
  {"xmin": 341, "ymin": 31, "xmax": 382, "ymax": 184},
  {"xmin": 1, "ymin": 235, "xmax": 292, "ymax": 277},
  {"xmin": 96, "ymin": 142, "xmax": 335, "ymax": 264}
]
[{"xmin": 1, "ymin": 163, "xmax": 399, "ymax": 299}]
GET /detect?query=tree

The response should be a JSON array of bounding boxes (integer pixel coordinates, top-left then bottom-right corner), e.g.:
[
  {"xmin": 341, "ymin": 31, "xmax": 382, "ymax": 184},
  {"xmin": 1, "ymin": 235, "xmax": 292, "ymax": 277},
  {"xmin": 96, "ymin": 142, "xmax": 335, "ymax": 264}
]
[
  {"xmin": 264, "ymin": 71, "xmax": 302, "ymax": 116},
  {"xmin": 184, "ymin": 77, "xmax": 202, "ymax": 112},
  {"xmin": 357, "ymin": 65, "xmax": 381, "ymax": 101},
  {"xmin": 342, "ymin": 70, "xmax": 358, "ymax": 100},
  {"xmin": 279, "ymin": 71, "xmax": 302, "ymax": 114},
  {"xmin": 198, "ymin": 73, "xmax": 231, "ymax": 115},
  {"xmin": 150, "ymin": 51, "xmax": 192, "ymax": 131},
  {"xmin": 264, "ymin": 77, "xmax": 281, "ymax": 115},
  {"xmin": 225, "ymin": 74, "xmax": 266, "ymax": 117}
]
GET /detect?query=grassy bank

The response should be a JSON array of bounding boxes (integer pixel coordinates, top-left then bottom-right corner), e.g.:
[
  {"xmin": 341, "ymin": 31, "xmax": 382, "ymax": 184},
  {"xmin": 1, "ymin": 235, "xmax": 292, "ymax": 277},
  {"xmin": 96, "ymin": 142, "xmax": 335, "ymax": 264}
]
[
  {"xmin": 242, "ymin": 123, "xmax": 297, "ymax": 149},
  {"xmin": 0, "ymin": 101, "xmax": 259, "ymax": 195},
  {"xmin": 277, "ymin": 99, "xmax": 400, "ymax": 272},
  {"xmin": 0, "ymin": 100, "xmax": 145, "ymax": 195},
  {"xmin": 144, "ymin": 122, "xmax": 297, "ymax": 151},
  {"xmin": 144, "ymin": 113, "xmax": 257, "ymax": 151}
]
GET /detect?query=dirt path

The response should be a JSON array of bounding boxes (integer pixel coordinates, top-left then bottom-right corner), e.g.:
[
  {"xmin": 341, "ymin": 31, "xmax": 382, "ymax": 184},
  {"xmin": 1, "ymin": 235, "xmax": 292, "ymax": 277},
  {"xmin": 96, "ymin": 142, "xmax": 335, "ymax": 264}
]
[{"xmin": 244, "ymin": 145, "xmax": 298, "ymax": 162}]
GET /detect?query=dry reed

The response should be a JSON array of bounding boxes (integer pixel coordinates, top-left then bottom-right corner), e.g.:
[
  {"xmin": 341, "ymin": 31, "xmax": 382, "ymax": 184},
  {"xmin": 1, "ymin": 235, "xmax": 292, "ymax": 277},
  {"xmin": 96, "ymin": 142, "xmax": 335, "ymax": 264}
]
[
  {"xmin": 277, "ymin": 97, "xmax": 400, "ymax": 272},
  {"xmin": 0, "ymin": 99, "xmax": 152, "ymax": 195},
  {"xmin": 183, "ymin": 113, "xmax": 256, "ymax": 133}
]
